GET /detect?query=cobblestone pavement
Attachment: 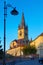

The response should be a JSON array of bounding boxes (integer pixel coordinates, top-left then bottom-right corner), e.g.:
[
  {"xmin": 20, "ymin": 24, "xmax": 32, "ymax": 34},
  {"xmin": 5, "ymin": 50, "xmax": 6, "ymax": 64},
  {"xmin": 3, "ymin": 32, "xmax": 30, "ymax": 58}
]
[{"xmin": 15, "ymin": 59, "xmax": 43, "ymax": 65}]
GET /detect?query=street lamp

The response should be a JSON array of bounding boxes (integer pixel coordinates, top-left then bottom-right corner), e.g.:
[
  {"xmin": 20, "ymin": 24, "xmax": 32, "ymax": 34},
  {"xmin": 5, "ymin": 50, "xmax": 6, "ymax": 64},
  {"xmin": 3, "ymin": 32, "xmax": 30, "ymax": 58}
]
[{"xmin": 3, "ymin": 0, "xmax": 19, "ymax": 65}]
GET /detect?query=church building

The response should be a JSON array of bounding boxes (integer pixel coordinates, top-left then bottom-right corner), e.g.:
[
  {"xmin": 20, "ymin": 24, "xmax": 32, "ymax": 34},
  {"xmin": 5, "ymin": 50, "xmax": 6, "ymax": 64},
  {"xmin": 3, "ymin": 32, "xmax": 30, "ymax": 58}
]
[
  {"xmin": 7, "ymin": 12, "xmax": 43, "ymax": 56},
  {"xmin": 7, "ymin": 12, "xmax": 29, "ymax": 56}
]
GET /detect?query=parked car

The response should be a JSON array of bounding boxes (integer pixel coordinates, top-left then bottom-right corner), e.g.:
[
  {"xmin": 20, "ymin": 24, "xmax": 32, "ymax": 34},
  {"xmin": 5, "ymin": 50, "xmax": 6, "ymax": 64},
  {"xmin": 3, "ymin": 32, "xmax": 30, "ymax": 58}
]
[{"xmin": 39, "ymin": 58, "xmax": 43, "ymax": 63}]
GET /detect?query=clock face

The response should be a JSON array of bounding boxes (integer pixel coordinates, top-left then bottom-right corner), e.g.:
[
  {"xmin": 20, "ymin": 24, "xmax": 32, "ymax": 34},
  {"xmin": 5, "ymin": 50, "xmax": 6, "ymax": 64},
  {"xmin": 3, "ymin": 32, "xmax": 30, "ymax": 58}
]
[{"xmin": 19, "ymin": 31, "xmax": 22, "ymax": 36}]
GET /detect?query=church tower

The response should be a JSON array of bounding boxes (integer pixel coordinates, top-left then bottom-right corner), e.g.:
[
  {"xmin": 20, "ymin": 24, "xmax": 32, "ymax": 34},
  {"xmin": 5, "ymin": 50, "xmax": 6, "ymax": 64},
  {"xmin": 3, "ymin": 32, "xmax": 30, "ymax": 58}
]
[{"xmin": 18, "ymin": 12, "xmax": 28, "ymax": 44}]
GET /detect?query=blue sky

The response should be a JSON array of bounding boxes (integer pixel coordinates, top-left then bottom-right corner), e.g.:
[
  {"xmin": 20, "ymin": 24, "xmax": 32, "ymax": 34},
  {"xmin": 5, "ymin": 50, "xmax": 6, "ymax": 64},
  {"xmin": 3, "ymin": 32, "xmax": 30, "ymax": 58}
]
[{"xmin": 0, "ymin": 0, "xmax": 43, "ymax": 50}]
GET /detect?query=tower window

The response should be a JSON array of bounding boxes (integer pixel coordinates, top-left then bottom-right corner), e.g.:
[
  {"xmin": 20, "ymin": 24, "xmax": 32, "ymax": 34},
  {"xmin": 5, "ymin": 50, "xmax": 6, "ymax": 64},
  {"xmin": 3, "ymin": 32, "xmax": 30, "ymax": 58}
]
[{"xmin": 19, "ymin": 31, "xmax": 22, "ymax": 36}]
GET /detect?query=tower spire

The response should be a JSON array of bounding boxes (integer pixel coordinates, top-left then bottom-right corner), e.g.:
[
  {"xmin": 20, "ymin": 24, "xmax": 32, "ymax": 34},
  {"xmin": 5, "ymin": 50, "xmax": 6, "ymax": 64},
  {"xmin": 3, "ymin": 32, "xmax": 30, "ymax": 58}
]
[{"xmin": 21, "ymin": 12, "xmax": 25, "ymax": 27}]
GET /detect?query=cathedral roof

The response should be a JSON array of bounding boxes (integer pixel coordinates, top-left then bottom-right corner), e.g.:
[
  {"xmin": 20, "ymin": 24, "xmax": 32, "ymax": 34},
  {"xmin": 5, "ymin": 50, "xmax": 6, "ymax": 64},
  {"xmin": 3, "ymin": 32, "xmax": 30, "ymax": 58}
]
[
  {"xmin": 12, "ymin": 39, "xmax": 18, "ymax": 43},
  {"xmin": 21, "ymin": 12, "xmax": 25, "ymax": 27},
  {"xmin": 18, "ymin": 12, "xmax": 26, "ymax": 29},
  {"xmin": 31, "ymin": 33, "xmax": 43, "ymax": 42},
  {"xmin": 35, "ymin": 33, "xmax": 43, "ymax": 39},
  {"xmin": 39, "ymin": 33, "xmax": 43, "ymax": 36},
  {"xmin": 11, "ymin": 39, "xmax": 25, "ymax": 48}
]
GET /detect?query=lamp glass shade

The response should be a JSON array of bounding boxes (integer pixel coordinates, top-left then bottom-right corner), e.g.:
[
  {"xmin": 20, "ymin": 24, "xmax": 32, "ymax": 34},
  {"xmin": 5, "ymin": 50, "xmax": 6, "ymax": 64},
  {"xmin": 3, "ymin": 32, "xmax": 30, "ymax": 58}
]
[{"xmin": 11, "ymin": 8, "xmax": 19, "ymax": 15}]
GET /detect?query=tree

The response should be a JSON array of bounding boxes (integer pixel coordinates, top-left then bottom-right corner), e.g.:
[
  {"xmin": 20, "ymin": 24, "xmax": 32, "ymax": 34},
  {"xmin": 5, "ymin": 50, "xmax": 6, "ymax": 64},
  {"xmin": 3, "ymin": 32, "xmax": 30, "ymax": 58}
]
[
  {"xmin": 22, "ymin": 44, "xmax": 37, "ymax": 55},
  {"xmin": 28, "ymin": 45, "xmax": 37, "ymax": 54},
  {"xmin": 0, "ymin": 38, "xmax": 3, "ymax": 59},
  {"xmin": 22, "ymin": 45, "xmax": 28, "ymax": 55}
]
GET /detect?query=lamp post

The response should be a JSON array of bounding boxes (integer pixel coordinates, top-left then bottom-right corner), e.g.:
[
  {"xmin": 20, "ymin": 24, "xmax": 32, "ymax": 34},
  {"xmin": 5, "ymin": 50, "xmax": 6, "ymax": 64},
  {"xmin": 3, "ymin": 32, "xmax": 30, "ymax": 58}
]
[{"xmin": 3, "ymin": 0, "xmax": 19, "ymax": 65}]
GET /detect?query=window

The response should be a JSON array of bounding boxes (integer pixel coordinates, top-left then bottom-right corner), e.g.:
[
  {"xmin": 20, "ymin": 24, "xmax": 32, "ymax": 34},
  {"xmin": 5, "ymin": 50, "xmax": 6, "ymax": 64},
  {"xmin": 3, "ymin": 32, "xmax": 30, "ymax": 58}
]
[{"xmin": 19, "ymin": 31, "xmax": 22, "ymax": 36}]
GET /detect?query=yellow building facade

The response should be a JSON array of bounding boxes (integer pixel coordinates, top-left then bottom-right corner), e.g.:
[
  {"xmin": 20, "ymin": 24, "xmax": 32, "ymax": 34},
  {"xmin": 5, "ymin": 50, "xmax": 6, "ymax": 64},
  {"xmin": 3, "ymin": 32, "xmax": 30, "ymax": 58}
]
[{"xmin": 30, "ymin": 33, "xmax": 43, "ymax": 54}]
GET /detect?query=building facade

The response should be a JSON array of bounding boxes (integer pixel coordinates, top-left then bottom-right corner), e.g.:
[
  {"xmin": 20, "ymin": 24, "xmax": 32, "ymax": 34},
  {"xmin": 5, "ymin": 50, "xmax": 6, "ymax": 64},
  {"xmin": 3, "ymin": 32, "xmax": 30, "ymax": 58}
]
[{"xmin": 30, "ymin": 33, "xmax": 43, "ymax": 54}]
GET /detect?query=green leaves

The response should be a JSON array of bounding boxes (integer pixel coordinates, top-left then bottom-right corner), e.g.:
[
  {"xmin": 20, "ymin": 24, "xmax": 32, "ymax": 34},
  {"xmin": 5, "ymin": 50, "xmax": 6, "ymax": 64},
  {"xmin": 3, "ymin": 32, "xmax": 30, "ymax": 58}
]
[{"xmin": 22, "ymin": 45, "xmax": 37, "ymax": 55}]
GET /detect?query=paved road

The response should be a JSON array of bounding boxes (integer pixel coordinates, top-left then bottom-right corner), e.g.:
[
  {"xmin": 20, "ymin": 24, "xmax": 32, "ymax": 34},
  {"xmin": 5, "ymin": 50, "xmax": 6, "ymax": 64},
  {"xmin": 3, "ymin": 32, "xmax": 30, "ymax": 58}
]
[{"xmin": 15, "ymin": 59, "xmax": 43, "ymax": 65}]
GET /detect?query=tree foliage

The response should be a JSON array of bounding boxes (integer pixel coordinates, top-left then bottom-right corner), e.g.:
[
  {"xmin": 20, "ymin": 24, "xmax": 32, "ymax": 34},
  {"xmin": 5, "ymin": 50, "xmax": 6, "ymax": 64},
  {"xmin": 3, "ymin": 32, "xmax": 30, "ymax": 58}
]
[{"xmin": 22, "ymin": 44, "xmax": 37, "ymax": 55}]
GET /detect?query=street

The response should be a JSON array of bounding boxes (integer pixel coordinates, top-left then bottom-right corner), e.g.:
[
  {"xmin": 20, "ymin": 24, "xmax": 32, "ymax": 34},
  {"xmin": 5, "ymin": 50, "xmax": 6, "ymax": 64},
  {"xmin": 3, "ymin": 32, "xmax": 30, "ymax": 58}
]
[{"xmin": 15, "ymin": 59, "xmax": 43, "ymax": 65}]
